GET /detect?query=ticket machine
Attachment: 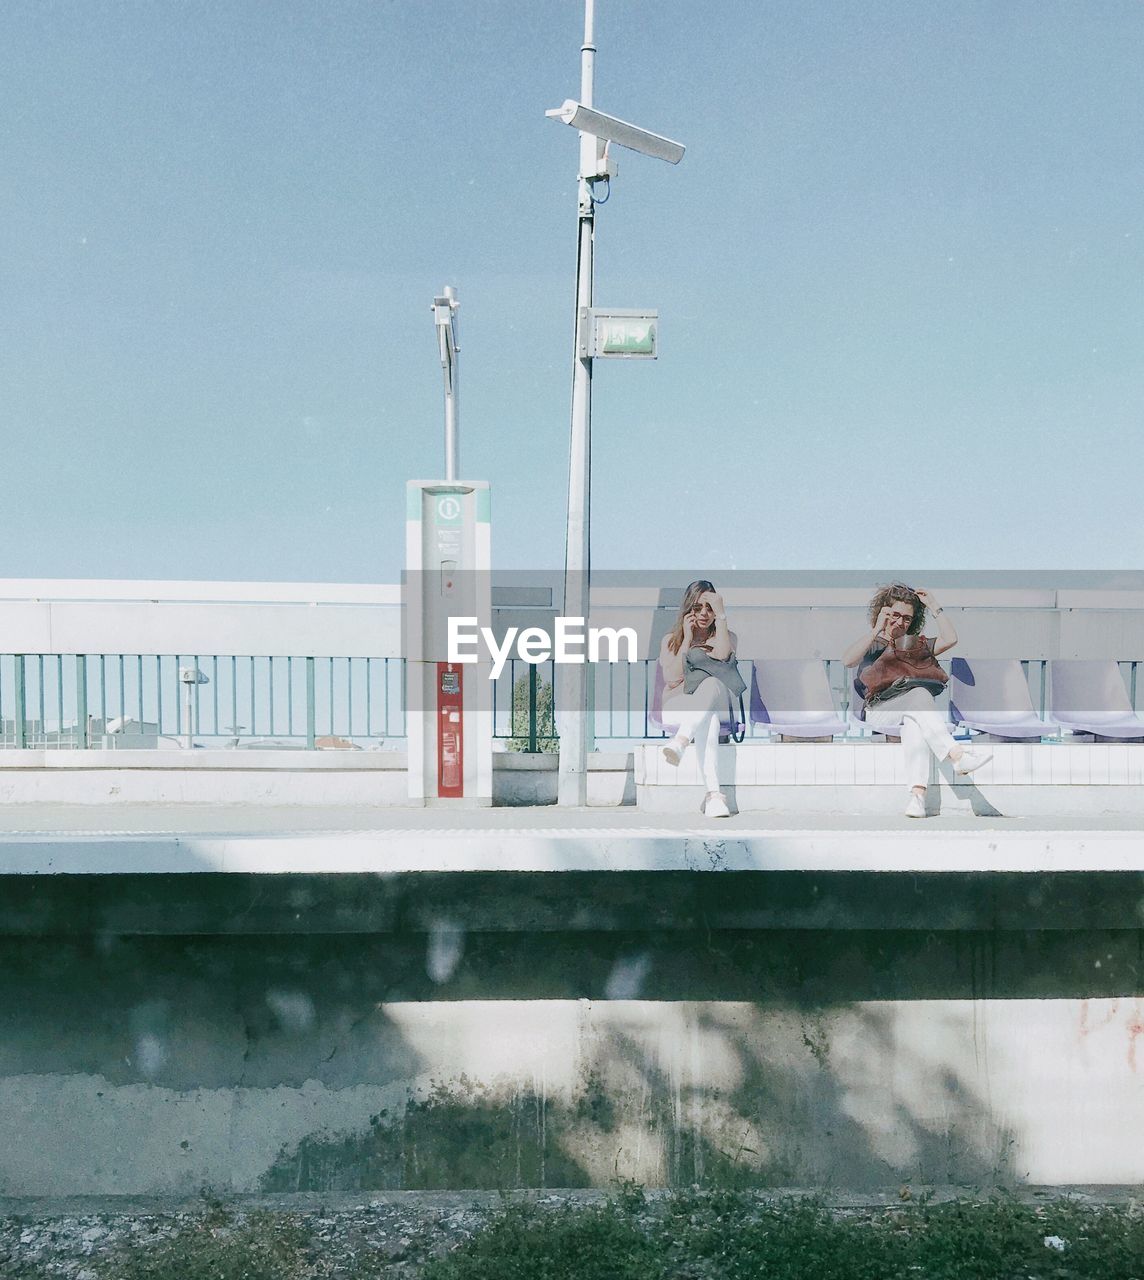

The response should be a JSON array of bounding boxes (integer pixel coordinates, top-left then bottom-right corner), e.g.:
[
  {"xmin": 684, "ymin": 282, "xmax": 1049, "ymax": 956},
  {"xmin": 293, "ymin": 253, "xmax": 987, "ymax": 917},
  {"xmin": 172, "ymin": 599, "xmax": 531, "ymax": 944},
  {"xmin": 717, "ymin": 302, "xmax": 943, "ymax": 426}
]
[{"xmin": 405, "ymin": 480, "xmax": 492, "ymax": 805}]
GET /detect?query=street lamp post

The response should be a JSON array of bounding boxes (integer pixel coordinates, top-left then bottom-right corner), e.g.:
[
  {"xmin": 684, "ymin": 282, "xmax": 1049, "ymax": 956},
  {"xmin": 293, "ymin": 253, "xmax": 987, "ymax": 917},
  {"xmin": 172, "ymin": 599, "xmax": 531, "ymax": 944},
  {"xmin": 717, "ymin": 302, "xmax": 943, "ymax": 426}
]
[
  {"xmin": 557, "ymin": 0, "xmax": 598, "ymax": 808},
  {"xmin": 548, "ymin": 0, "xmax": 685, "ymax": 806},
  {"xmin": 433, "ymin": 286, "xmax": 460, "ymax": 481}
]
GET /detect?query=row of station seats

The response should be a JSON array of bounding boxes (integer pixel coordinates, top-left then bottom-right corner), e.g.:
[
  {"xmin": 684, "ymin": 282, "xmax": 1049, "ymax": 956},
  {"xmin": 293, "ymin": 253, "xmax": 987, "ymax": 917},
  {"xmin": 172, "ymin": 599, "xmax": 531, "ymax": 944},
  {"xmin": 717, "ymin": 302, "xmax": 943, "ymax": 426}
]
[{"xmin": 650, "ymin": 658, "xmax": 1144, "ymax": 743}]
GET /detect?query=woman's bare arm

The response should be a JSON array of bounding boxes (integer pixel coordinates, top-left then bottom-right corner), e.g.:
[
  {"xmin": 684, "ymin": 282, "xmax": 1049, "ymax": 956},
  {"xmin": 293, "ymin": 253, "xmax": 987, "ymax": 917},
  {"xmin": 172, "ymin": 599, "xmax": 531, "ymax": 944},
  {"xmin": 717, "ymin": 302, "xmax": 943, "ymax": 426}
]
[
  {"xmin": 842, "ymin": 606, "xmax": 891, "ymax": 667},
  {"xmin": 660, "ymin": 632, "xmax": 685, "ymax": 690},
  {"xmin": 703, "ymin": 591, "xmax": 734, "ymax": 661},
  {"xmin": 918, "ymin": 590, "xmax": 958, "ymax": 656}
]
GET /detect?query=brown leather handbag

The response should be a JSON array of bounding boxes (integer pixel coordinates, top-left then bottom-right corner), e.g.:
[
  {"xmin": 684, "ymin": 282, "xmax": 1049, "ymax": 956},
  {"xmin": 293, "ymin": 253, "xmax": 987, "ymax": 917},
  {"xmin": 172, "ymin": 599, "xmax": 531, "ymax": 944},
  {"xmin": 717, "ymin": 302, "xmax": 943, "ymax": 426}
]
[{"xmin": 860, "ymin": 634, "xmax": 948, "ymax": 705}]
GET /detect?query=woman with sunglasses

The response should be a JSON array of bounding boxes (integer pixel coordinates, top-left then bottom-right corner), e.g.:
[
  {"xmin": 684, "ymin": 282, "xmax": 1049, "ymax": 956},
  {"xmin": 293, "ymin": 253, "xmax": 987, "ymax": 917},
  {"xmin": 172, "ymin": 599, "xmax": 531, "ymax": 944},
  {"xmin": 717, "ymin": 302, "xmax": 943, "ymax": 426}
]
[
  {"xmin": 658, "ymin": 579, "xmax": 741, "ymax": 818},
  {"xmin": 843, "ymin": 583, "xmax": 990, "ymax": 817}
]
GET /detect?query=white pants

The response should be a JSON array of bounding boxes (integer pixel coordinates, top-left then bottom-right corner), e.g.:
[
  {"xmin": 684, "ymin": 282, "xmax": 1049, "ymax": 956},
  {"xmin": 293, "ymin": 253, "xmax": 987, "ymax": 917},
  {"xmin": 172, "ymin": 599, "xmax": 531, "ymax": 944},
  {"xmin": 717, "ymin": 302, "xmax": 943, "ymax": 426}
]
[
  {"xmin": 662, "ymin": 677, "xmax": 727, "ymax": 794},
  {"xmin": 864, "ymin": 687, "xmax": 956, "ymax": 790}
]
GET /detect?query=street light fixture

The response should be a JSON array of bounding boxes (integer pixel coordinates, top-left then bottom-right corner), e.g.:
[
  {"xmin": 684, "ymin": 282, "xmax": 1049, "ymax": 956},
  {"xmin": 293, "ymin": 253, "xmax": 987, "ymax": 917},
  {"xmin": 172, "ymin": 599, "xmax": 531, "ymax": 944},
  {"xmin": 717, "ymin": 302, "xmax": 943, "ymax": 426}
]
[
  {"xmin": 547, "ymin": 0, "xmax": 685, "ymax": 806},
  {"xmin": 545, "ymin": 99, "xmax": 685, "ymax": 166}
]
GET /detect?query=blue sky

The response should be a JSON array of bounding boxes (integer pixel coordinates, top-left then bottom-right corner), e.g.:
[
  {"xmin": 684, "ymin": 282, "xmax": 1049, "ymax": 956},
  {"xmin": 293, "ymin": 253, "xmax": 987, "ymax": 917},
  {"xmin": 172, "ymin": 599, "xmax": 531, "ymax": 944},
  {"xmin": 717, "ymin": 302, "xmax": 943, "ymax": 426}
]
[{"xmin": 2, "ymin": 1, "xmax": 1142, "ymax": 582}]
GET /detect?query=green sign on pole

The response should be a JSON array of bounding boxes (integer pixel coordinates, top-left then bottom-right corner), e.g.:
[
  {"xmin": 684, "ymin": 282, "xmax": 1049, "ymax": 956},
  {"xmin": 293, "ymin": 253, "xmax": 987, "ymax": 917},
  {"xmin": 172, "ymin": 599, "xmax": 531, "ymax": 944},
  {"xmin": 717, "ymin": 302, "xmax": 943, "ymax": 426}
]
[{"xmin": 579, "ymin": 308, "xmax": 659, "ymax": 359}]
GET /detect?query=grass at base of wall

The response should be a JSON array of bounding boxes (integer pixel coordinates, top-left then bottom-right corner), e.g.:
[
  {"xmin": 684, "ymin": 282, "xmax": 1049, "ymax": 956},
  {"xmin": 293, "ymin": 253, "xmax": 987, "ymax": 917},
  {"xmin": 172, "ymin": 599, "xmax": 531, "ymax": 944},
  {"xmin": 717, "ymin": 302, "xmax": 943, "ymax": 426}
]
[
  {"xmin": 423, "ymin": 1190, "xmax": 1144, "ymax": 1280},
  {"xmin": 94, "ymin": 1206, "xmax": 313, "ymax": 1280},
  {"xmin": 9, "ymin": 1189, "xmax": 1144, "ymax": 1280}
]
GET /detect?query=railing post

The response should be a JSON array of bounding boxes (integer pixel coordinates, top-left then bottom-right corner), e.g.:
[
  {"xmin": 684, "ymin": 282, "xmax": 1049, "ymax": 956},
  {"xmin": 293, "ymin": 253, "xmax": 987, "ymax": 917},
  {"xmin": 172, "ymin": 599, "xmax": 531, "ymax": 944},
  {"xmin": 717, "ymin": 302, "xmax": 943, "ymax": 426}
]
[
  {"xmin": 75, "ymin": 655, "xmax": 89, "ymax": 748},
  {"xmin": 305, "ymin": 657, "xmax": 316, "ymax": 748},
  {"xmin": 14, "ymin": 655, "xmax": 26, "ymax": 749},
  {"xmin": 1040, "ymin": 660, "xmax": 1048, "ymax": 722},
  {"xmin": 643, "ymin": 657, "xmax": 651, "ymax": 737},
  {"xmin": 528, "ymin": 662, "xmax": 538, "ymax": 752}
]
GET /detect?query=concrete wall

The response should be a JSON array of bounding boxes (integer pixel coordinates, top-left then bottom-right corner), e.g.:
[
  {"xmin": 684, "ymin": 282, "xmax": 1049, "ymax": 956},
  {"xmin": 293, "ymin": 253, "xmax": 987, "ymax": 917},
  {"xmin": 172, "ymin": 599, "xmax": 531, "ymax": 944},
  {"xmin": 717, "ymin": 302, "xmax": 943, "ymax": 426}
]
[
  {"xmin": 636, "ymin": 742, "xmax": 1144, "ymax": 815},
  {"xmin": 1, "ymin": 744, "xmax": 1142, "ymax": 813},
  {"xmin": 0, "ymin": 580, "xmax": 402, "ymax": 658},
  {"xmin": 6, "ymin": 865, "xmax": 1144, "ymax": 1192},
  {"xmin": 2, "ymin": 578, "xmax": 1143, "ymax": 1196},
  {"xmin": 0, "ymin": 750, "xmax": 631, "ymax": 807},
  {"xmin": 4, "ymin": 576, "xmax": 1144, "ymax": 661}
]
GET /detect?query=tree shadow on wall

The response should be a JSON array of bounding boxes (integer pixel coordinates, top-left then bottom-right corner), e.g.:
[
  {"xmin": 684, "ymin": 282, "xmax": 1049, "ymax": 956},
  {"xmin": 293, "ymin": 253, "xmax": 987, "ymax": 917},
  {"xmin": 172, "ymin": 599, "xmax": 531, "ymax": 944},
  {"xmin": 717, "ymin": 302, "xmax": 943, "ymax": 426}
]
[
  {"xmin": 4, "ymin": 920, "xmax": 1142, "ymax": 1193},
  {"xmin": 580, "ymin": 1003, "xmax": 1020, "ymax": 1191},
  {"xmin": 255, "ymin": 923, "xmax": 1144, "ymax": 1192}
]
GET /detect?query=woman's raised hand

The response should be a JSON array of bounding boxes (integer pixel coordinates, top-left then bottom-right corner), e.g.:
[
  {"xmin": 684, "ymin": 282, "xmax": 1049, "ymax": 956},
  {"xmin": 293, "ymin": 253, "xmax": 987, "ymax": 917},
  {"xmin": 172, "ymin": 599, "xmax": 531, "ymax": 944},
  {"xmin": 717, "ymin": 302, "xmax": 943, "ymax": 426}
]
[
  {"xmin": 875, "ymin": 605, "xmax": 894, "ymax": 639},
  {"xmin": 701, "ymin": 591, "xmax": 725, "ymax": 616}
]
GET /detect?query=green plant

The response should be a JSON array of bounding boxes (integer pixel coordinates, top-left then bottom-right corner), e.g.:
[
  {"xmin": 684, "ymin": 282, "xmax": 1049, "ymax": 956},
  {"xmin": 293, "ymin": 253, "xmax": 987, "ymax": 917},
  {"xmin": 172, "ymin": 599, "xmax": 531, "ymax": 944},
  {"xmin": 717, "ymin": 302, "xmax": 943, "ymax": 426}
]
[
  {"xmin": 97, "ymin": 1210, "xmax": 312, "ymax": 1280},
  {"xmin": 418, "ymin": 1190, "xmax": 1144, "ymax": 1280},
  {"xmin": 908, "ymin": 1196, "xmax": 1144, "ymax": 1280},
  {"xmin": 421, "ymin": 1198, "xmax": 657, "ymax": 1280},
  {"xmin": 42, "ymin": 1190, "xmax": 1140, "ymax": 1280},
  {"xmin": 506, "ymin": 669, "xmax": 556, "ymax": 752},
  {"xmin": 665, "ymin": 1192, "xmax": 905, "ymax": 1280}
]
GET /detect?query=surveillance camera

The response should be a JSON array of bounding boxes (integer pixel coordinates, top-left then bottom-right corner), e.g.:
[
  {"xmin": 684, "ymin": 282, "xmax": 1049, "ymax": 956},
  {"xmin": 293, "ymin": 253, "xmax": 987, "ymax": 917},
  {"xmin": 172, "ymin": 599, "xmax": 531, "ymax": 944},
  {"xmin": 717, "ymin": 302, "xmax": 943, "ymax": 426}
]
[{"xmin": 545, "ymin": 100, "xmax": 685, "ymax": 164}]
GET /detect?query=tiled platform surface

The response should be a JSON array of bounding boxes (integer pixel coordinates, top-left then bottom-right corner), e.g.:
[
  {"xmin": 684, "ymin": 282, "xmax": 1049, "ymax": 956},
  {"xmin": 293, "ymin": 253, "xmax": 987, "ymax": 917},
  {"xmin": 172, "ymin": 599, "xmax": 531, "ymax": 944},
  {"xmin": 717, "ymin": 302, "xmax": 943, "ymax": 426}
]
[{"xmin": 636, "ymin": 741, "xmax": 1144, "ymax": 814}]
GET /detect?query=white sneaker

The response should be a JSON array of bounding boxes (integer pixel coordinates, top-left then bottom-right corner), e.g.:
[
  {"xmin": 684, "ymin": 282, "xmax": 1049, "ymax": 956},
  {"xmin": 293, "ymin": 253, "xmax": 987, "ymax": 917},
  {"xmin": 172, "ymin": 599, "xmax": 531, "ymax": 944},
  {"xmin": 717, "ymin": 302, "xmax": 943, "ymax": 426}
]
[
  {"xmin": 703, "ymin": 791, "xmax": 731, "ymax": 818},
  {"xmin": 904, "ymin": 792, "xmax": 926, "ymax": 819},
  {"xmin": 953, "ymin": 748, "xmax": 993, "ymax": 776},
  {"xmin": 662, "ymin": 734, "xmax": 688, "ymax": 767}
]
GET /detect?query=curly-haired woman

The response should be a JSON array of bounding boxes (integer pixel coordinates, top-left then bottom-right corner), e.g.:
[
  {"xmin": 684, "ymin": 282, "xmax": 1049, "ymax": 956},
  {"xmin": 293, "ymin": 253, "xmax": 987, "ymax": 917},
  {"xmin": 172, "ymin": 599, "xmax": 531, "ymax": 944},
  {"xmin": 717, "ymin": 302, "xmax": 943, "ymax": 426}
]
[
  {"xmin": 842, "ymin": 583, "xmax": 990, "ymax": 817},
  {"xmin": 658, "ymin": 578, "xmax": 742, "ymax": 818}
]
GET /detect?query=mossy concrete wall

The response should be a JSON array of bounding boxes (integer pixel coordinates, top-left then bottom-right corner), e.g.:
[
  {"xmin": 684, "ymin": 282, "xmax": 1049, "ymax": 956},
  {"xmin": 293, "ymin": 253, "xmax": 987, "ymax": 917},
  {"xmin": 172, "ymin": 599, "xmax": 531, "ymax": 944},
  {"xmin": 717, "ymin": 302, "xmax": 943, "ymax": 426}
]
[{"xmin": 2, "ymin": 906, "xmax": 1144, "ymax": 1194}]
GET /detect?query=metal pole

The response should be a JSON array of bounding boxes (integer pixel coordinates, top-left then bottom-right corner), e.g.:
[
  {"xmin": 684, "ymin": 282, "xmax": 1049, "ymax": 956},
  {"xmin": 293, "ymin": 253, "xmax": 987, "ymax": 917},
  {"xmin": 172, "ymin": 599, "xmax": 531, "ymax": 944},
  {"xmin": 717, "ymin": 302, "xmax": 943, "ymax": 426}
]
[
  {"xmin": 528, "ymin": 662, "xmax": 538, "ymax": 753},
  {"xmin": 14, "ymin": 656, "xmax": 26, "ymax": 750},
  {"xmin": 75, "ymin": 655, "xmax": 88, "ymax": 749},
  {"xmin": 558, "ymin": 0, "xmax": 596, "ymax": 806},
  {"xmin": 434, "ymin": 286, "xmax": 460, "ymax": 481},
  {"xmin": 305, "ymin": 656, "xmax": 316, "ymax": 749}
]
